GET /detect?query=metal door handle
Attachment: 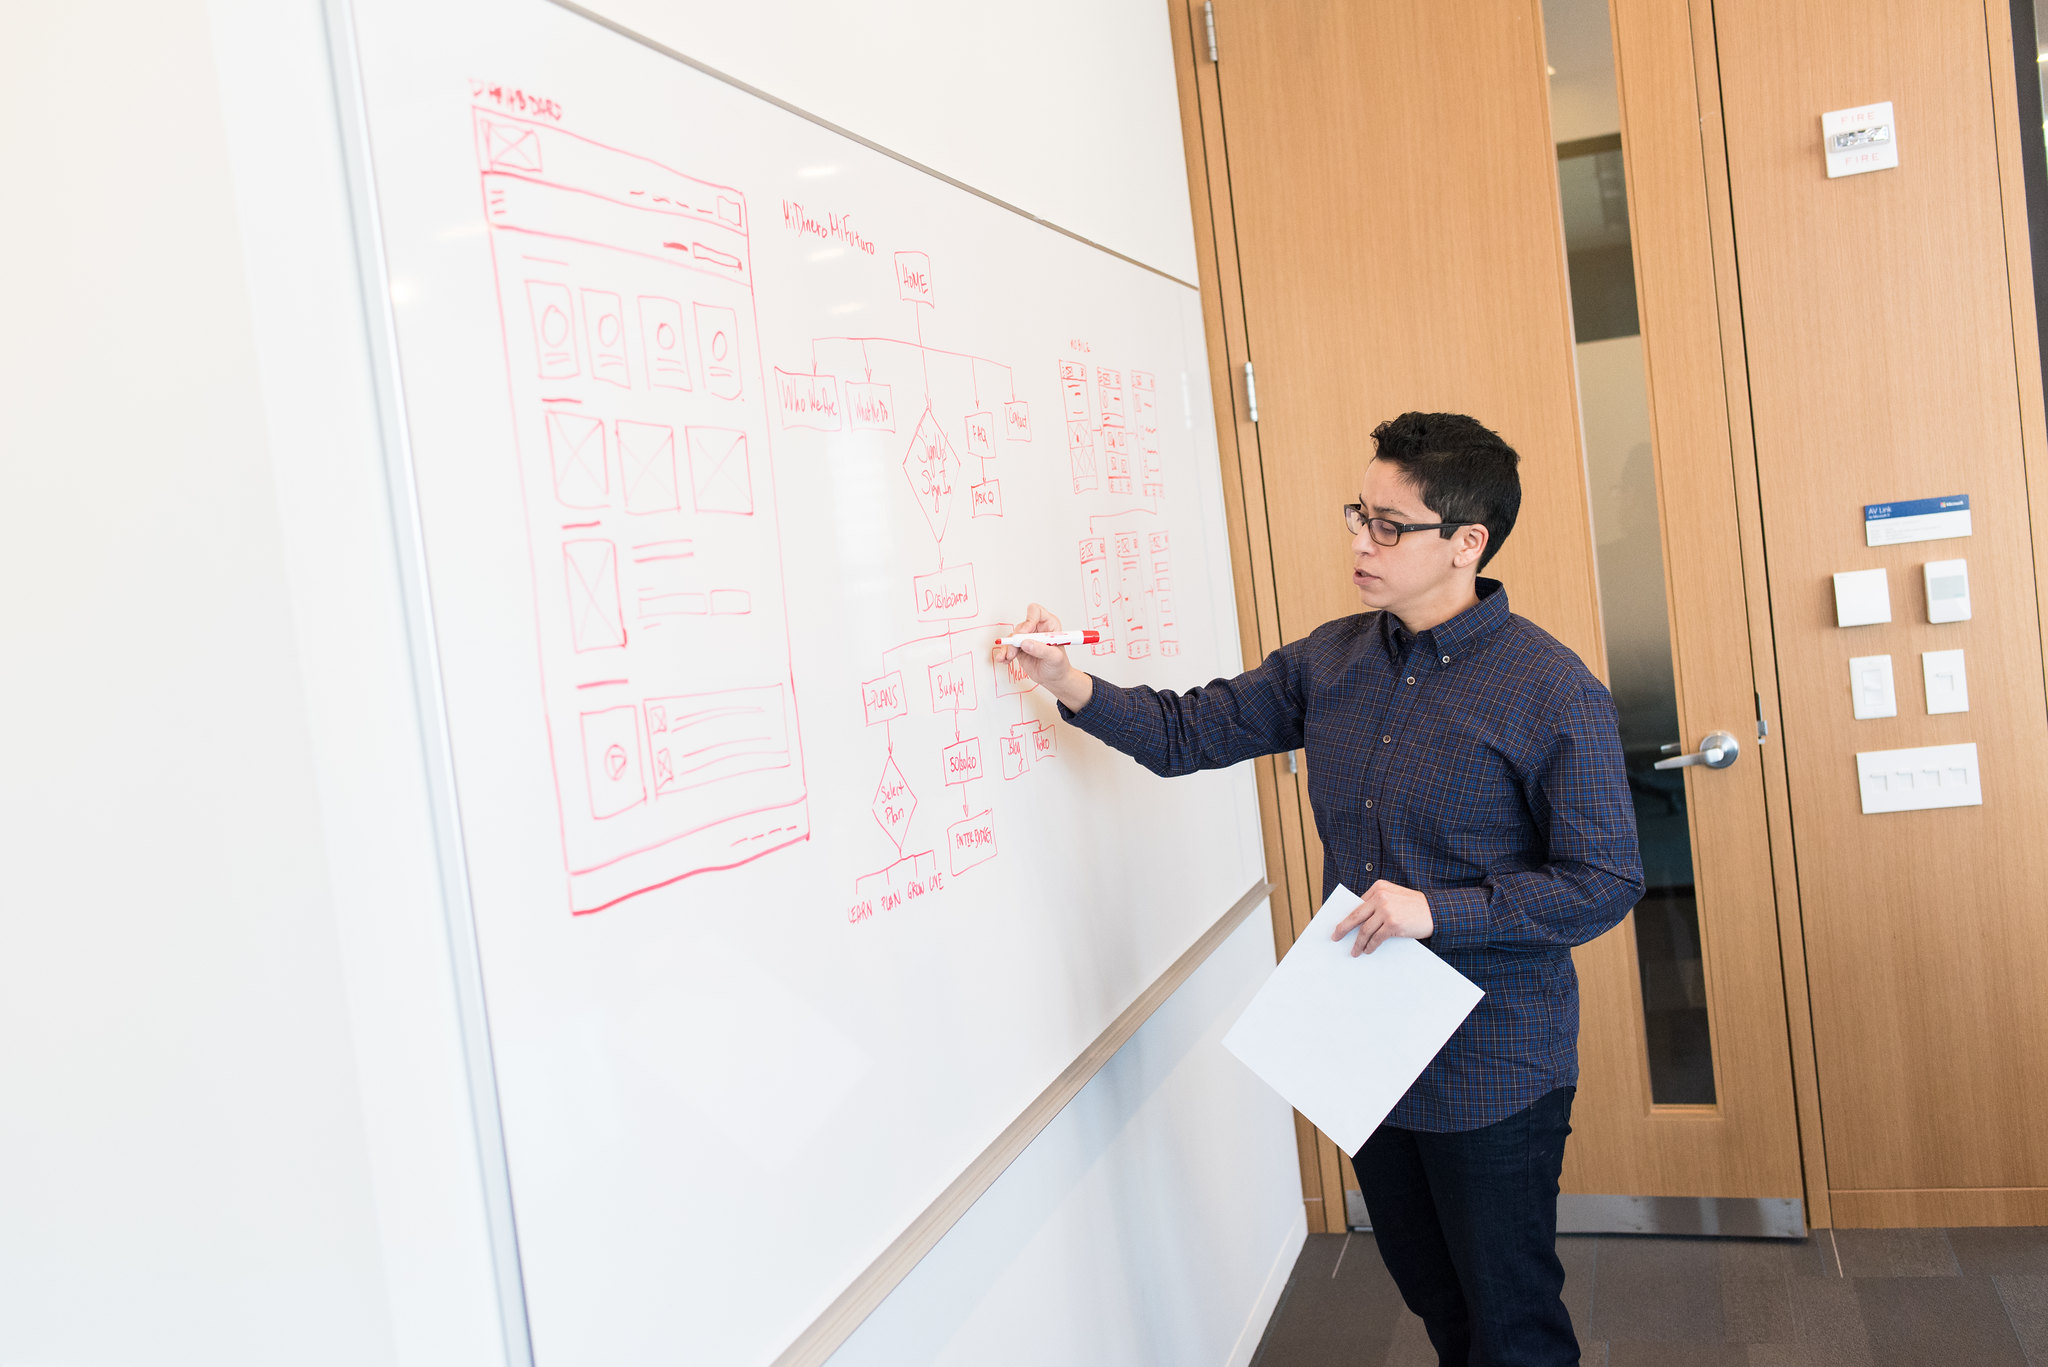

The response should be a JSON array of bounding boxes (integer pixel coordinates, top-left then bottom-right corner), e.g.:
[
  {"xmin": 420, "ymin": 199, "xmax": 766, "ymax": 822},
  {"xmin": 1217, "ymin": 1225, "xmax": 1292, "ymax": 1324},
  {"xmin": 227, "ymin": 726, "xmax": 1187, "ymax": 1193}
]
[{"xmin": 1653, "ymin": 730, "xmax": 1741, "ymax": 770}]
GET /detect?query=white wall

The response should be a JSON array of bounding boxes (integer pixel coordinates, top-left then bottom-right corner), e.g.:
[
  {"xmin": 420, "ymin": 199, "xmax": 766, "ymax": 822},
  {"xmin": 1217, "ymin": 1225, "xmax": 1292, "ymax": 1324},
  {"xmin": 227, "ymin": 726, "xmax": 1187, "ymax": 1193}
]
[
  {"xmin": 0, "ymin": 2, "xmax": 1301, "ymax": 1364},
  {"xmin": 0, "ymin": 6, "xmax": 403, "ymax": 1364}
]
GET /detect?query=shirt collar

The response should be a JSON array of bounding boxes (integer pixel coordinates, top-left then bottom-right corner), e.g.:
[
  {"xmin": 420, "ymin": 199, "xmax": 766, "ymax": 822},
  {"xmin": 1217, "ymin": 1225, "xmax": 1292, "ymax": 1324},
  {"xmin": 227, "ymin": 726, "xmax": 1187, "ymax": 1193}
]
[{"xmin": 1376, "ymin": 577, "xmax": 1510, "ymax": 663}]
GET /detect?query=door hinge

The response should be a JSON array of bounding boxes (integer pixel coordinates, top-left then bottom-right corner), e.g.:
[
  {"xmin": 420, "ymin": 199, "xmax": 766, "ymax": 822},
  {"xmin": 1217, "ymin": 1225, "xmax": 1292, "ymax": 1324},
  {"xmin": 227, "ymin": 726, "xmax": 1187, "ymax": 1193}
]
[
  {"xmin": 1755, "ymin": 692, "xmax": 1769, "ymax": 744},
  {"xmin": 1285, "ymin": 749, "xmax": 1298, "ymax": 774},
  {"xmin": 1244, "ymin": 359, "xmax": 1259, "ymax": 423},
  {"xmin": 1204, "ymin": 1, "xmax": 1218, "ymax": 62}
]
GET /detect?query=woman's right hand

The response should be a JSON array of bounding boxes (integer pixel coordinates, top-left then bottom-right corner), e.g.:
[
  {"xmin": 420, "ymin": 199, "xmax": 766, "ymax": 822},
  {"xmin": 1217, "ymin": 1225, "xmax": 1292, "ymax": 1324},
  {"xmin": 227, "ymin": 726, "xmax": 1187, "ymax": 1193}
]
[{"xmin": 993, "ymin": 603, "xmax": 1094, "ymax": 712}]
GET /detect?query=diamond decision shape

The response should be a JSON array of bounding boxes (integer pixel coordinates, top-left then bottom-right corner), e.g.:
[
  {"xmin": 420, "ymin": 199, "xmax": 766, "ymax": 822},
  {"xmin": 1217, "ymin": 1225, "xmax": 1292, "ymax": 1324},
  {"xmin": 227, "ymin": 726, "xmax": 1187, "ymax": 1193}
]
[
  {"xmin": 902, "ymin": 407, "xmax": 960, "ymax": 542},
  {"xmin": 871, "ymin": 754, "xmax": 916, "ymax": 850}
]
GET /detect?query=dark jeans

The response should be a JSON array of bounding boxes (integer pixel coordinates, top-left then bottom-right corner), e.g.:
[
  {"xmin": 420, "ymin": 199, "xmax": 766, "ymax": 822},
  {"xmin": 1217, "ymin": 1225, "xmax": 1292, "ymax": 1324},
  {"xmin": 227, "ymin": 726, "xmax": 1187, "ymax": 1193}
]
[{"xmin": 1351, "ymin": 1086, "xmax": 1577, "ymax": 1367}]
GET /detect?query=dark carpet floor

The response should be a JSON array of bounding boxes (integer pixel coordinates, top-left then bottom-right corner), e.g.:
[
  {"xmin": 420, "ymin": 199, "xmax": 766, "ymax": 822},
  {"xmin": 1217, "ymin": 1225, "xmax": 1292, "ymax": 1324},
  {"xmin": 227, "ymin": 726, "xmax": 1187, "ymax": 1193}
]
[{"xmin": 1249, "ymin": 1226, "xmax": 2048, "ymax": 1366}]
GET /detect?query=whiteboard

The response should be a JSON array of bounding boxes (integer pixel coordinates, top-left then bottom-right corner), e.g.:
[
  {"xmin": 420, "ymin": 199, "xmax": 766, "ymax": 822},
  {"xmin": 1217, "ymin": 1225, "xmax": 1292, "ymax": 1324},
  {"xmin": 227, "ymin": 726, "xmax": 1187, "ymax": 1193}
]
[{"xmin": 339, "ymin": 1, "xmax": 1265, "ymax": 1361}]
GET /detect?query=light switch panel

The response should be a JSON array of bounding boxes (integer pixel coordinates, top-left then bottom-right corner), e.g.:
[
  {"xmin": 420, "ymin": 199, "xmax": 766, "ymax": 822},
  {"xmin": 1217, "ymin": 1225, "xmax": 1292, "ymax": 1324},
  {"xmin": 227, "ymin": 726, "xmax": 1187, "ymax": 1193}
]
[
  {"xmin": 1856, "ymin": 742, "xmax": 1982, "ymax": 814},
  {"xmin": 1849, "ymin": 654, "xmax": 1897, "ymax": 718},
  {"xmin": 1923, "ymin": 649, "xmax": 1968, "ymax": 714},
  {"xmin": 1924, "ymin": 558, "xmax": 1970, "ymax": 623},
  {"xmin": 1833, "ymin": 567, "xmax": 1892, "ymax": 627}
]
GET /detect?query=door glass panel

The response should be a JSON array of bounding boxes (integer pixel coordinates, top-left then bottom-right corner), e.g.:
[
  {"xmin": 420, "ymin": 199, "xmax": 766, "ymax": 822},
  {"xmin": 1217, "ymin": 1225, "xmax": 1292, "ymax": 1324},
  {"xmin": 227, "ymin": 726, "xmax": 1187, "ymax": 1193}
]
[{"xmin": 1543, "ymin": 0, "xmax": 1716, "ymax": 1105}]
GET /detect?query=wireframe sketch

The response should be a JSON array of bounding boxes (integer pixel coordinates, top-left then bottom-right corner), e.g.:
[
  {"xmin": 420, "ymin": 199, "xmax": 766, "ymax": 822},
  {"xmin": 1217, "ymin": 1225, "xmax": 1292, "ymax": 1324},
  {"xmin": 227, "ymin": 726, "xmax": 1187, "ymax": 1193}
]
[
  {"xmin": 579, "ymin": 705, "xmax": 646, "ymax": 818},
  {"xmin": 696, "ymin": 303, "xmax": 743, "ymax": 400},
  {"xmin": 583, "ymin": 288, "xmax": 630, "ymax": 388},
  {"xmin": 563, "ymin": 539, "xmax": 627, "ymax": 652},
  {"xmin": 527, "ymin": 280, "xmax": 579, "ymax": 377},
  {"xmin": 616, "ymin": 420, "xmax": 680, "ymax": 515},
  {"xmin": 474, "ymin": 107, "xmax": 808, "ymax": 914},
  {"xmin": 546, "ymin": 409, "xmax": 609, "ymax": 508},
  {"xmin": 638, "ymin": 295, "xmax": 693, "ymax": 390},
  {"xmin": 687, "ymin": 427, "xmax": 755, "ymax": 515}
]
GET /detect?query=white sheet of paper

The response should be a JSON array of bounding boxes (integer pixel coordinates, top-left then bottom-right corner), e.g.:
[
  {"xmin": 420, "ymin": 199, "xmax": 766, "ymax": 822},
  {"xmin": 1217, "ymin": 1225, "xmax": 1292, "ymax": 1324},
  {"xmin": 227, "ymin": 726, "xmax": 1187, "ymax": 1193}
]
[{"xmin": 1221, "ymin": 884, "xmax": 1484, "ymax": 1154}]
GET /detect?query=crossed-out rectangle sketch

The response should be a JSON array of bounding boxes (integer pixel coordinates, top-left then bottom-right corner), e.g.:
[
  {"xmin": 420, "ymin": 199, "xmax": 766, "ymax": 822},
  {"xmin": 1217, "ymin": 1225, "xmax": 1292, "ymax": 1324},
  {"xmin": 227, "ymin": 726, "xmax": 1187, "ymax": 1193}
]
[{"xmin": 475, "ymin": 110, "xmax": 808, "ymax": 913}]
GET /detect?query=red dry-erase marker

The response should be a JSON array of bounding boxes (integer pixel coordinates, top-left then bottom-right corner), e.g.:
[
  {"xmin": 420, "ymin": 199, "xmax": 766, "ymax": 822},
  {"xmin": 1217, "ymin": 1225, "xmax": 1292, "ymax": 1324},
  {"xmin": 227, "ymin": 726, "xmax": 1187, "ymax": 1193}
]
[{"xmin": 996, "ymin": 630, "xmax": 1100, "ymax": 647}]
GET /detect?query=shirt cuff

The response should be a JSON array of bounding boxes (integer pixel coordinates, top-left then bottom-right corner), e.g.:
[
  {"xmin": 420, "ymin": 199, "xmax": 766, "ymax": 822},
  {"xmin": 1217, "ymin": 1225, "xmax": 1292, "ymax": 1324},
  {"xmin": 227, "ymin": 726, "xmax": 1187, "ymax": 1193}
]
[
  {"xmin": 1057, "ymin": 674, "xmax": 1134, "ymax": 739},
  {"xmin": 1424, "ymin": 884, "xmax": 1490, "ymax": 950}
]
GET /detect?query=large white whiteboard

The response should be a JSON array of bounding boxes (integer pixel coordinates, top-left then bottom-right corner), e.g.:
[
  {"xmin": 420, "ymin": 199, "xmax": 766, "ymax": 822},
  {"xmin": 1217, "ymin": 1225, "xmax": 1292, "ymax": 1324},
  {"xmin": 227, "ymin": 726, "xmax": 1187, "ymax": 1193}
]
[{"xmin": 340, "ymin": 1, "xmax": 1265, "ymax": 1361}]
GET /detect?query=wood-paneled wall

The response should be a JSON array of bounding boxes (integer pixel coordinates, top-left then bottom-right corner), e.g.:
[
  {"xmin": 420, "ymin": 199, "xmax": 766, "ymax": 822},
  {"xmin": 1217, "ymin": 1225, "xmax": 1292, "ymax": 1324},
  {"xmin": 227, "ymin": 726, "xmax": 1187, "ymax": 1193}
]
[
  {"xmin": 1713, "ymin": 0, "xmax": 2048, "ymax": 1224},
  {"xmin": 1169, "ymin": 0, "xmax": 2048, "ymax": 1229}
]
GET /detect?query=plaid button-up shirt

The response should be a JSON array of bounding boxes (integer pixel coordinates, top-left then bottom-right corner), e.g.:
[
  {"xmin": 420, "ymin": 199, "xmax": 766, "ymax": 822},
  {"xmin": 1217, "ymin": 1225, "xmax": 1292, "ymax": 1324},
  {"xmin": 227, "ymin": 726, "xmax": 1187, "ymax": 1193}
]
[{"xmin": 1062, "ymin": 578, "xmax": 1642, "ymax": 1133}]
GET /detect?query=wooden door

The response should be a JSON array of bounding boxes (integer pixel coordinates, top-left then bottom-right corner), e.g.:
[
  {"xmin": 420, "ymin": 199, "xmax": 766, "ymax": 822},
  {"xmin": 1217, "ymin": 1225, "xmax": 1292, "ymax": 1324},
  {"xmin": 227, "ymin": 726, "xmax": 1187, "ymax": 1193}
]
[
  {"xmin": 1562, "ymin": 0, "xmax": 1812, "ymax": 1212},
  {"xmin": 1710, "ymin": 0, "xmax": 2048, "ymax": 1227},
  {"xmin": 1171, "ymin": 0, "xmax": 1808, "ymax": 1227}
]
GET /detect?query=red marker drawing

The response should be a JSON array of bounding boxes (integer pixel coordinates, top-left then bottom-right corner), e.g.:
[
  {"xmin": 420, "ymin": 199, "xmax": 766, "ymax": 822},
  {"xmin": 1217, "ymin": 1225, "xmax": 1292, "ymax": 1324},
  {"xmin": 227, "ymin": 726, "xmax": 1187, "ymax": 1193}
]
[{"xmin": 995, "ymin": 630, "xmax": 1100, "ymax": 648}]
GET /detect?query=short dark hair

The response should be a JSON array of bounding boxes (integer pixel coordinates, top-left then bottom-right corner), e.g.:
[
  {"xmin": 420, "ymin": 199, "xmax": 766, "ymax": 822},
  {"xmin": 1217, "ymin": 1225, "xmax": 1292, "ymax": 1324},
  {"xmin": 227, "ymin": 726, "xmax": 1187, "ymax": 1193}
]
[{"xmin": 1367, "ymin": 412, "xmax": 1522, "ymax": 571}]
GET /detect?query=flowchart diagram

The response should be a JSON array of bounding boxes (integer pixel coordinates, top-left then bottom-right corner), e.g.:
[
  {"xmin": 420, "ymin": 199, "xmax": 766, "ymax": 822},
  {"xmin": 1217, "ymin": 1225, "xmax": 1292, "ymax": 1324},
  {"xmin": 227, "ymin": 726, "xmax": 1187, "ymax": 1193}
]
[{"xmin": 767, "ymin": 257, "xmax": 1183, "ymax": 925}]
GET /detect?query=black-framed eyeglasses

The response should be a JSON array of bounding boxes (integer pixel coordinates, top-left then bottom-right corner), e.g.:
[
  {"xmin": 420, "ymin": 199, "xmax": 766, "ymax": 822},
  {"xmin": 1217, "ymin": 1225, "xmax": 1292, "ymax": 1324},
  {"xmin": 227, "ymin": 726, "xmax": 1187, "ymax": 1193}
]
[{"xmin": 1342, "ymin": 503, "xmax": 1473, "ymax": 546}]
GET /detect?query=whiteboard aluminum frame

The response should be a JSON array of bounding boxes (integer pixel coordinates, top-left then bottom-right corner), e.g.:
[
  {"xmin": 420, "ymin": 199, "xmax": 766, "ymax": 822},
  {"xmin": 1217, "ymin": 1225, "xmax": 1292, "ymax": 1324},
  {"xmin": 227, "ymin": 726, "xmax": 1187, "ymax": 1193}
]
[
  {"xmin": 321, "ymin": 2, "xmax": 536, "ymax": 1362},
  {"xmin": 318, "ymin": 1, "xmax": 1257, "ymax": 1362}
]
